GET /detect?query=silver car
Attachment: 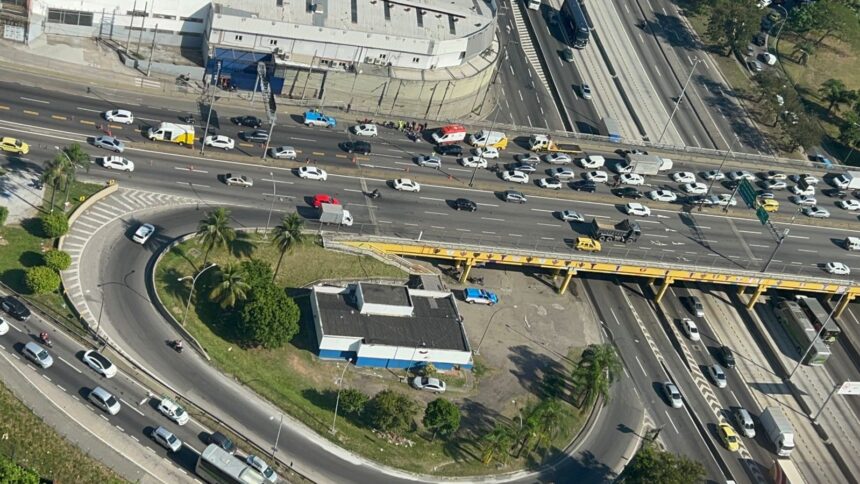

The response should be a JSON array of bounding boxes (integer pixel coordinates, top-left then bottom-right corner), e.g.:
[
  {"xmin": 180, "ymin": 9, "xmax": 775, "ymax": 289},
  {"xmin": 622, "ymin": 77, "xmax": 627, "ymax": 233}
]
[
  {"xmin": 270, "ymin": 146, "xmax": 297, "ymax": 160},
  {"xmin": 662, "ymin": 381, "xmax": 683, "ymax": 408},
  {"xmin": 23, "ymin": 342, "xmax": 53, "ymax": 369},
  {"xmin": 92, "ymin": 135, "xmax": 125, "ymax": 153},
  {"xmin": 416, "ymin": 155, "xmax": 442, "ymax": 168},
  {"xmin": 152, "ymin": 426, "xmax": 183, "ymax": 452},
  {"xmin": 559, "ymin": 210, "xmax": 585, "ymax": 222},
  {"xmin": 503, "ymin": 190, "xmax": 527, "ymax": 204}
]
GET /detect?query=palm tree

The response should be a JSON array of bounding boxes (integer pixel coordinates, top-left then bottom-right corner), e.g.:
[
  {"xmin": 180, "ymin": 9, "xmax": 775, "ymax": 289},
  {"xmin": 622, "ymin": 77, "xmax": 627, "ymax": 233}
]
[
  {"xmin": 819, "ymin": 79, "xmax": 857, "ymax": 114},
  {"xmin": 196, "ymin": 208, "xmax": 236, "ymax": 266},
  {"xmin": 527, "ymin": 399, "xmax": 563, "ymax": 456},
  {"xmin": 58, "ymin": 143, "xmax": 91, "ymax": 206},
  {"xmin": 481, "ymin": 422, "xmax": 514, "ymax": 465},
  {"xmin": 270, "ymin": 212, "xmax": 305, "ymax": 283},
  {"xmin": 41, "ymin": 154, "xmax": 70, "ymax": 213},
  {"xmin": 209, "ymin": 263, "xmax": 250, "ymax": 309},
  {"xmin": 571, "ymin": 344, "xmax": 622, "ymax": 407}
]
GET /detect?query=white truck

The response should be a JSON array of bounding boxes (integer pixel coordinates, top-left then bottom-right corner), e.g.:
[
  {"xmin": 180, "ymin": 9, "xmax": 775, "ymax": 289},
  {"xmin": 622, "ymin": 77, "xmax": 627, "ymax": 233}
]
[
  {"xmin": 832, "ymin": 170, "xmax": 860, "ymax": 190},
  {"xmin": 771, "ymin": 458, "xmax": 806, "ymax": 484},
  {"xmin": 761, "ymin": 407, "xmax": 795, "ymax": 457},
  {"xmin": 318, "ymin": 203, "xmax": 353, "ymax": 226},
  {"xmin": 146, "ymin": 122, "xmax": 195, "ymax": 145},
  {"xmin": 618, "ymin": 154, "xmax": 673, "ymax": 175}
]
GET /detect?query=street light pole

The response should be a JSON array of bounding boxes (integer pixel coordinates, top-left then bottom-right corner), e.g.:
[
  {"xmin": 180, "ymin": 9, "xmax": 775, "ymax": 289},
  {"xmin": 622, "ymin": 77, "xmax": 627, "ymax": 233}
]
[
  {"xmin": 469, "ymin": 104, "xmax": 501, "ymax": 188},
  {"xmin": 658, "ymin": 57, "xmax": 701, "ymax": 145},
  {"xmin": 330, "ymin": 358, "xmax": 353, "ymax": 434},
  {"xmin": 761, "ymin": 207, "xmax": 802, "ymax": 273},
  {"xmin": 265, "ymin": 171, "xmax": 277, "ymax": 234},
  {"xmin": 790, "ymin": 291, "xmax": 848, "ymax": 379},
  {"xmin": 698, "ymin": 136, "xmax": 737, "ymax": 212},
  {"xmin": 201, "ymin": 62, "xmax": 222, "ymax": 155},
  {"xmin": 178, "ymin": 263, "xmax": 218, "ymax": 326},
  {"xmin": 271, "ymin": 413, "xmax": 284, "ymax": 459}
]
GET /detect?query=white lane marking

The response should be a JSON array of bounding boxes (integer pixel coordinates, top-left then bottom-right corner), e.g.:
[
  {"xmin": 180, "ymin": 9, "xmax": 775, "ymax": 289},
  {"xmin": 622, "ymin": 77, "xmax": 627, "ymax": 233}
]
[
  {"xmin": 420, "ymin": 197, "xmax": 445, "ymax": 202},
  {"xmin": 21, "ymin": 96, "xmax": 50, "ymax": 104},
  {"xmin": 646, "ymin": 234, "xmax": 669, "ymax": 238},
  {"xmin": 665, "ymin": 410, "xmax": 680, "ymax": 434},
  {"xmin": 120, "ymin": 399, "xmax": 145, "ymax": 416},
  {"xmin": 455, "ymin": 228, "xmax": 471, "ymax": 232},
  {"xmin": 797, "ymin": 249, "xmax": 817, "ymax": 253},
  {"xmin": 378, "ymin": 220, "xmax": 392, "ymax": 224},
  {"xmin": 697, "ymin": 226, "xmax": 711, "ymax": 229},
  {"xmin": 540, "ymin": 237, "xmax": 554, "ymax": 240},
  {"xmin": 637, "ymin": 220, "xmax": 660, "ymax": 224},
  {"xmin": 536, "ymin": 223, "xmax": 559, "ymax": 227},
  {"xmin": 508, "ymin": 233, "xmax": 522, "ymax": 237},
  {"xmin": 478, "ymin": 203, "xmax": 499, "ymax": 207},
  {"xmin": 530, "ymin": 208, "xmax": 553, "ymax": 213},
  {"xmin": 175, "ymin": 182, "xmax": 211, "ymax": 188},
  {"xmin": 59, "ymin": 357, "xmax": 82, "ymax": 373},
  {"xmin": 482, "ymin": 231, "xmax": 496, "ymax": 235},
  {"xmin": 115, "ymin": 425, "xmax": 125, "ymax": 433},
  {"xmin": 448, "ymin": 168, "xmax": 472, "ymax": 173},
  {"xmin": 634, "ymin": 355, "xmax": 647, "ymax": 375},
  {"xmin": 424, "ymin": 211, "xmax": 447, "ymax": 216},
  {"xmin": 749, "ymin": 244, "xmax": 769, "ymax": 248},
  {"xmin": 343, "ymin": 188, "xmax": 363, "ymax": 193},
  {"xmin": 77, "ymin": 107, "xmax": 103, "ymax": 113},
  {"xmin": 737, "ymin": 230, "xmax": 762, "ymax": 235},
  {"xmin": 260, "ymin": 178, "xmax": 294, "ymax": 185},
  {"xmin": 586, "ymin": 214, "xmax": 610, "ymax": 218},
  {"xmin": 404, "ymin": 223, "xmax": 419, "ymax": 227},
  {"xmin": 482, "ymin": 217, "xmax": 505, "ymax": 222},
  {"xmin": 56, "ymin": 384, "xmax": 67, "ymax": 392},
  {"xmin": 787, "ymin": 235, "xmax": 809, "ymax": 239},
  {"xmin": 174, "ymin": 166, "xmax": 209, "ymax": 174},
  {"xmin": 289, "ymin": 137, "xmax": 316, "ymax": 142},
  {"xmin": 430, "ymin": 225, "xmax": 446, "ymax": 229}
]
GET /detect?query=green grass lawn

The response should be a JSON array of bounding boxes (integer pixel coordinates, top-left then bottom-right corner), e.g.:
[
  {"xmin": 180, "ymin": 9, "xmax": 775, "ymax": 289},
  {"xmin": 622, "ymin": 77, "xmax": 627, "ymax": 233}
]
[
  {"xmin": 156, "ymin": 235, "xmax": 587, "ymax": 475},
  {"xmin": 0, "ymin": 382, "xmax": 123, "ymax": 483}
]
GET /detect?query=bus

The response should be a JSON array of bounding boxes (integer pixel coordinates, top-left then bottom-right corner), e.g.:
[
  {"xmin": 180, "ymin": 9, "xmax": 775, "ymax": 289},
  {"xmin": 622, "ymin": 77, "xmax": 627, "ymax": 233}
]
[
  {"xmin": 195, "ymin": 444, "xmax": 265, "ymax": 484},
  {"xmin": 527, "ymin": 0, "xmax": 541, "ymax": 10},
  {"xmin": 562, "ymin": 0, "xmax": 589, "ymax": 49},
  {"xmin": 774, "ymin": 300, "xmax": 831, "ymax": 366},
  {"xmin": 796, "ymin": 296, "xmax": 841, "ymax": 345}
]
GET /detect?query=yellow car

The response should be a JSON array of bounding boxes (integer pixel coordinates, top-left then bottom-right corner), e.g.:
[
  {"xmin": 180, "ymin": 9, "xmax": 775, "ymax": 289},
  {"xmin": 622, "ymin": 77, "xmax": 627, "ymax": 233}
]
[
  {"xmin": 575, "ymin": 237, "xmax": 602, "ymax": 252},
  {"xmin": 0, "ymin": 137, "xmax": 29, "ymax": 155},
  {"xmin": 758, "ymin": 198, "xmax": 779, "ymax": 213},
  {"xmin": 718, "ymin": 423, "xmax": 740, "ymax": 452}
]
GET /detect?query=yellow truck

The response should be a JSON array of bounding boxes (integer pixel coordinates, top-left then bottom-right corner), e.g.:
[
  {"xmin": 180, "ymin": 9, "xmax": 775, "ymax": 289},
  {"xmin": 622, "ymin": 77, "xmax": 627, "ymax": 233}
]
[
  {"xmin": 146, "ymin": 123, "xmax": 195, "ymax": 145},
  {"xmin": 528, "ymin": 134, "xmax": 583, "ymax": 155},
  {"xmin": 575, "ymin": 237, "xmax": 602, "ymax": 252}
]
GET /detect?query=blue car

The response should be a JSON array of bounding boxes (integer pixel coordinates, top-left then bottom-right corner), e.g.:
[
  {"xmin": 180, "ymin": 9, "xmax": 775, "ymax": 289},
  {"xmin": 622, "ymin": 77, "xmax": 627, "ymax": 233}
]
[{"xmin": 464, "ymin": 288, "xmax": 498, "ymax": 305}]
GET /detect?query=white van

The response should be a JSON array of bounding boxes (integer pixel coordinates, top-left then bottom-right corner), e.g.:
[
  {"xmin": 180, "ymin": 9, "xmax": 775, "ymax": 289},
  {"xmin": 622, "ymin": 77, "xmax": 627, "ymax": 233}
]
[
  {"xmin": 468, "ymin": 130, "xmax": 509, "ymax": 149},
  {"xmin": 845, "ymin": 237, "xmax": 860, "ymax": 251},
  {"xmin": 580, "ymin": 155, "xmax": 605, "ymax": 169}
]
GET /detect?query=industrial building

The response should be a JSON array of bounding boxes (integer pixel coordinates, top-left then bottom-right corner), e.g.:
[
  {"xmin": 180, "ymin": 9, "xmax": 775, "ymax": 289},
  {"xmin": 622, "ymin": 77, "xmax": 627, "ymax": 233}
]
[{"xmin": 310, "ymin": 282, "xmax": 473, "ymax": 370}]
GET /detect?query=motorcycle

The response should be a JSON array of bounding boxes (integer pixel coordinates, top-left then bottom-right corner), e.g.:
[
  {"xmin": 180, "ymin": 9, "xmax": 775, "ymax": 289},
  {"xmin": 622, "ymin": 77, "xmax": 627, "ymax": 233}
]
[
  {"xmin": 368, "ymin": 189, "xmax": 381, "ymax": 200},
  {"xmin": 170, "ymin": 340, "xmax": 184, "ymax": 353},
  {"xmin": 181, "ymin": 115, "xmax": 195, "ymax": 124},
  {"xmin": 39, "ymin": 332, "xmax": 53, "ymax": 348}
]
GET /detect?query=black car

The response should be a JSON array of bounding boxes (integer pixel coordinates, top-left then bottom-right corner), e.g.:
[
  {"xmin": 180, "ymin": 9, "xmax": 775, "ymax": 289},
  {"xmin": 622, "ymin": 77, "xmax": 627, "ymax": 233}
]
[
  {"xmin": 342, "ymin": 141, "xmax": 371, "ymax": 155},
  {"xmin": 822, "ymin": 188, "xmax": 847, "ymax": 199},
  {"xmin": 453, "ymin": 198, "xmax": 477, "ymax": 212},
  {"xmin": 718, "ymin": 346, "xmax": 736, "ymax": 369},
  {"xmin": 435, "ymin": 144, "xmax": 463, "ymax": 157},
  {"xmin": 1, "ymin": 295, "xmax": 30, "ymax": 321},
  {"xmin": 231, "ymin": 116, "xmax": 263, "ymax": 128},
  {"xmin": 612, "ymin": 187, "xmax": 642, "ymax": 199},
  {"xmin": 207, "ymin": 431, "xmax": 236, "ymax": 454},
  {"xmin": 570, "ymin": 180, "xmax": 597, "ymax": 192},
  {"xmin": 241, "ymin": 130, "xmax": 269, "ymax": 143}
]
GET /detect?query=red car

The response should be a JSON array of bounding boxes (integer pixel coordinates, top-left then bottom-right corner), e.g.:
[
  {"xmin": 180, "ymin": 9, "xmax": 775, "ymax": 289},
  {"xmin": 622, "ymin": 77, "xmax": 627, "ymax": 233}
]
[{"xmin": 312, "ymin": 193, "xmax": 341, "ymax": 208}]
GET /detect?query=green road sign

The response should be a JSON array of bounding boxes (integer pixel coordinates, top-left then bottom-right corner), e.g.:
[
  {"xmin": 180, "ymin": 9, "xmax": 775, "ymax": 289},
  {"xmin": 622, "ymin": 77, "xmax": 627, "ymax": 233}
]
[
  {"xmin": 756, "ymin": 206, "xmax": 770, "ymax": 225},
  {"xmin": 739, "ymin": 179, "xmax": 757, "ymax": 208}
]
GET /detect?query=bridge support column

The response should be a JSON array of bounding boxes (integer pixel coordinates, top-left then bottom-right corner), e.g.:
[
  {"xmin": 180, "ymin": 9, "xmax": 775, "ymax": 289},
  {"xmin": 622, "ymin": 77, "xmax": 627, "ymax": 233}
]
[
  {"xmin": 834, "ymin": 293, "xmax": 856, "ymax": 318},
  {"xmin": 558, "ymin": 269, "xmax": 577, "ymax": 295},
  {"xmin": 746, "ymin": 283, "xmax": 768, "ymax": 308},
  {"xmin": 459, "ymin": 259, "xmax": 475, "ymax": 284},
  {"xmin": 737, "ymin": 285, "xmax": 747, "ymax": 295},
  {"xmin": 654, "ymin": 277, "xmax": 674, "ymax": 304}
]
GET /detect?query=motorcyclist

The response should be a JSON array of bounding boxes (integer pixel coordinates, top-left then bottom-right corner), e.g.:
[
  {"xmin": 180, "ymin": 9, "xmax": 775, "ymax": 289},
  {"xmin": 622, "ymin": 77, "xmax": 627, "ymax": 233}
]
[
  {"xmin": 39, "ymin": 331, "xmax": 52, "ymax": 346},
  {"xmin": 174, "ymin": 340, "xmax": 184, "ymax": 352}
]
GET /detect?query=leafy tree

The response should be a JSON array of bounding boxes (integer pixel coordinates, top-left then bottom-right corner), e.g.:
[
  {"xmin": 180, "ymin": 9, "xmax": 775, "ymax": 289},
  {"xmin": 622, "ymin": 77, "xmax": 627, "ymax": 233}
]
[
  {"xmin": 619, "ymin": 443, "xmax": 705, "ymax": 484},
  {"xmin": 423, "ymin": 398, "xmax": 461, "ymax": 440},
  {"xmin": 0, "ymin": 455, "xmax": 39, "ymax": 484},
  {"xmin": 365, "ymin": 390, "xmax": 418, "ymax": 434},
  {"xmin": 270, "ymin": 212, "xmax": 305, "ymax": 283},
  {"xmin": 25, "ymin": 266, "xmax": 61, "ymax": 294},
  {"xmin": 339, "ymin": 388, "xmax": 369, "ymax": 416},
  {"xmin": 196, "ymin": 208, "xmax": 235, "ymax": 266},
  {"xmin": 819, "ymin": 79, "xmax": 857, "ymax": 114},
  {"xmin": 41, "ymin": 212, "xmax": 69, "ymax": 238},
  {"xmin": 43, "ymin": 249, "xmax": 72, "ymax": 271},
  {"xmin": 779, "ymin": 109, "xmax": 822, "ymax": 151},
  {"xmin": 239, "ymin": 284, "xmax": 300, "ymax": 348},
  {"xmin": 241, "ymin": 259, "xmax": 275, "ymax": 289},
  {"xmin": 839, "ymin": 112, "xmax": 860, "ymax": 148},
  {"xmin": 41, "ymin": 154, "xmax": 69, "ymax": 212},
  {"xmin": 807, "ymin": 0, "xmax": 860, "ymax": 47},
  {"xmin": 705, "ymin": 0, "xmax": 760, "ymax": 56},
  {"xmin": 480, "ymin": 422, "xmax": 514, "ymax": 465},
  {"xmin": 571, "ymin": 344, "xmax": 622, "ymax": 407},
  {"xmin": 0, "ymin": 206, "xmax": 8, "ymax": 227},
  {"xmin": 209, "ymin": 263, "xmax": 250, "ymax": 309},
  {"xmin": 791, "ymin": 39, "xmax": 816, "ymax": 66}
]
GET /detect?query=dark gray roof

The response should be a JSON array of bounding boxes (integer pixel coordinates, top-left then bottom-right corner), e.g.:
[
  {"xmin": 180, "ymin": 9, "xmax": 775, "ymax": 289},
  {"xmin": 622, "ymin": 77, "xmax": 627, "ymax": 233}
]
[
  {"xmin": 316, "ymin": 290, "xmax": 468, "ymax": 351},
  {"xmin": 359, "ymin": 283, "xmax": 411, "ymax": 307}
]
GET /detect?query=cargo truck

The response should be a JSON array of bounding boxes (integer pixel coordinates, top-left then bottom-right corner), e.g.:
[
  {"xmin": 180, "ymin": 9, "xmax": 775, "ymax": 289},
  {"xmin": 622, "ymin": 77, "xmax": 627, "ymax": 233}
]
[
  {"xmin": 619, "ymin": 154, "xmax": 673, "ymax": 175},
  {"xmin": 589, "ymin": 218, "xmax": 641, "ymax": 243},
  {"xmin": 761, "ymin": 407, "xmax": 796, "ymax": 457},
  {"xmin": 318, "ymin": 203, "xmax": 353, "ymax": 226},
  {"xmin": 528, "ymin": 134, "xmax": 583, "ymax": 155},
  {"xmin": 146, "ymin": 123, "xmax": 195, "ymax": 145},
  {"xmin": 771, "ymin": 458, "xmax": 806, "ymax": 484},
  {"xmin": 600, "ymin": 117, "xmax": 622, "ymax": 143},
  {"xmin": 832, "ymin": 170, "xmax": 860, "ymax": 190},
  {"xmin": 773, "ymin": 300, "xmax": 831, "ymax": 366}
]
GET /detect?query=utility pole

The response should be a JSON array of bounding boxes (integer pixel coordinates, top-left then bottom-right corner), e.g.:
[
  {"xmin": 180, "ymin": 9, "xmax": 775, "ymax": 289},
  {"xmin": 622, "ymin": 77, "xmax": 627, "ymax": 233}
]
[
  {"xmin": 265, "ymin": 172, "xmax": 277, "ymax": 234},
  {"xmin": 469, "ymin": 102, "xmax": 500, "ymax": 188},
  {"xmin": 330, "ymin": 358, "xmax": 353, "ymax": 434},
  {"xmin": 201, "ymin": 60, "xmax": 222, "ymax": 155},
  {"xmin": 761, "ymin": 206, "xmax": 802, "ymax": 273},
  {"xmin": 146, "ymin": 23, "xmax": 158, "ymax": 76},
  {"xmin": 658, "ymin": 57, "xmax": 701, "ymax": 145},
  {"xmin": 790, "ymin": 291, "xmax": 848, "ymax": 378}
]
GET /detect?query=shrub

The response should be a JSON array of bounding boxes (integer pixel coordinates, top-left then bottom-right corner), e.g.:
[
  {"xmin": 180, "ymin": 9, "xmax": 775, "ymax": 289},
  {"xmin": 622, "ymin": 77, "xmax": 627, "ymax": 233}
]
[
  {"xmin": 41, "ymin": 212, "xmax": 69, "ymax": 238},
  {"xmin": 423, "ymin": 398, "xmax": 461, "ymax": 439},
  {"xmin": 239, "ymin": 284, "xmax": 300, "ymax": 348},
  {"xmin": 365, "ymin": 390, "xmax": 418, "ymax": 434},
  {"xmin": 339, "ymin": 388, "xmax": 369, "ymax": 416},
  {"xmin": 0, "ymin": 206, "xmax": 8, "ymax": 227},
  {"xmin": 25, "ymin": 266, "xmax": 61, "ymax": 294},
  {"xmin": 43, "ymin": 250, "xmax": 72, "ymax": 272}
]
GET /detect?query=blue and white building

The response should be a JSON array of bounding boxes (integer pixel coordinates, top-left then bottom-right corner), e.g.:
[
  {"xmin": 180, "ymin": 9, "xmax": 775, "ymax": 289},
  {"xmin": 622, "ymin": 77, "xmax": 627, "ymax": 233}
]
[{"xmin": 310, "ymin": 282, "xmax": 473, "ymax": 370}]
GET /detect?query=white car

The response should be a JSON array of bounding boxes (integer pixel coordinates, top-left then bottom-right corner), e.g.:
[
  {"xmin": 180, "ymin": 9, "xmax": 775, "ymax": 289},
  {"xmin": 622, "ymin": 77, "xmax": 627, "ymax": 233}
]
[
  {"xmin": 393, "ymin": 178, "xmax": 421, "ymax": 192},
  {"xmin": 538, "ymin": 177, "xmax": 562, "ymax": 190},
  {"xmin": 517, "ymin": 153, "xmax": 541, "ymax": 163},
  {"xmin": 82, "ymin": 350, "xmax": 118, "ymax": 378},
  {"xmin": 270, "ymin": 145, "xmax": 297, "ymax": 160},
  {"xmin": 412, "ymin": 376, "xmax": 446, "ymax": 393},
  {"xmin": 104, "ymin": 109, "xmax": 134, "ymax": 124},
  {"xmin": 648, "ymin": 190, "xmax": 677, "ymax": 202},
  {"xmin": 132, "ymin": 223, "xmax": 155, "ymax": 244},
  {"xmin": 559, "ymin": 210, "xmax": 585, "ymax": 222},
  {"xmin": 790, "ymin": 185, "xmax": 815, "ymax": 196},
  {"xmin": 585, "ymin": 171, "xmax": 609, "ymax": 183},
  {"xmin": 763, "ymin": 180, "xmax": 788, "ymax": 190},
  {"xmin": 837, "ymin": 199, "xmax": 860, "ymax": 211},
  {"xmin": 0, "ymin": 317, "xmax": 9, "ymax": 336},
  {"xmin": 793, "ymin": 174, "xmax": 819, "ymax": 185},
  {"xmin": 791, "ymin": 195, "xmax": 817, "ymax": 206},
  {"xmin": 246, "ymin": 455, "xmax": 278, "ymax": 483},
  {"xmin": 544, "ymin": 153, "xmax": 573, "ymax": 164},
  {"xmin": 298, "ymin": 166, "xmax": 328, "ymax": 181},
  {"xmin": 764, "ymin": 170, "xmax": 788, "ymax": 181},
  {"xmin": 802, "ymin": 206, "xmax": 830, "ymax": 218},
  {"xmin": 681, "ymin": 318, "xmax": 700, "ymax": 341},
  {"xmin": 708, "ymin": 365, "xmax": 727, "ymax": 388},
  {"xmin": 717, "ymin": 194, "xmax": 738, "ymax": 207},
  {"xmin": 580, "ymin": 155, "xmax": 605, "ymax": 168},
  {"xmin": 353, "ymin": 123, "xmax": 378, "ymax": 136},
  {"xmin": 825, "ymin": 262, "xmax": 851, "ymax": 275},
  {"xmin": 663, "ymin": 382, "xmax": 683, "ymax": 409},
  {"xmin": 459, "ymin": 156, "xmax": 487, "ymax": 168},
  {"xmin": 625, "ymin": 203, "xmax": 651, "ymax": 217},
  {"xmin": 473, "ymin": 147, "xmax": 499, "ymax": 159},
  {"xmin": 158, "ymin": 397, "xmax": 190, "ymax": 425},
  {"xmin": 701, "ymin": 170, "xmax": 725, "ymax": 181},
  {"xmin": 549, "ymin": 167, "xmax": 576, "ymax": 180},
  {"xmin": 204, "ymin": 135, "xmax": 235, "ymax": 150},
  {"xmin": 681, "ymin": 182, "xmax": 708, "ymax": 195},
  {"xmin": 502, "ymin": 170, "xmax": 529, "ymax": 184},
  {"xmin": 671, "ymin": 172, "xmax": 696, "ymax": 184},
  {"xmin": 761, "ymin": 52, "xmax": 777, "ymax": 65},
  {"xmin": 727, "ymin": 170, "xmax": 755, "ymax": 181},
  {"xmin": 101, "ymin": 155, "xmax": 134, "ymax": 172},
  {"xmin": 618, "ymin": 173, "xmax": 645, "ymax": 186}
]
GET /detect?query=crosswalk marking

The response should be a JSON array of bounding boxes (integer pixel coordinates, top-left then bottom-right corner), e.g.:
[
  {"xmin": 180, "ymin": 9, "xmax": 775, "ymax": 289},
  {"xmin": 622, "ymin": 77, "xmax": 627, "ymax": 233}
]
[{"xmin": 509, "ymin": 2, "xmax": 550, "ymax": 92}]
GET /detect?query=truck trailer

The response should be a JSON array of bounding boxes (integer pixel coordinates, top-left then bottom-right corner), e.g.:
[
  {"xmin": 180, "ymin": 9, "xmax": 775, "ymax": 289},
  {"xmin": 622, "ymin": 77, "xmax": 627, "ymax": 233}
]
[
  {"xmin": 318, "ymin": 203, "xmax": 353, "ymax": 226},
  {"xmin": 771, "ymin": 458, "xmax": 806, "ymax": 484},
  {"xmin": 600, "ymin": 117, "xmax": 622, "ymax": 143},
  {"xmin": 528, "ymin": 135, "xmax": 583, "ymax": 154},
  {"xmin": 589, "ymin": 218, "xmax": 641, "ymax": 243},
  {"xmin": 833, "ymin": 170, "xmax": 860, "ymax": 190},
  {"xmin": 146, "ymin": 123, "xmax": 195, "ymax": 145},
  {"xmin": 761, "ymin": 407, "xmax": 796, "ymax": 457},
  {"xmin": 621, "ymin": 154, "xmax": 673, "ymax": 175}
]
